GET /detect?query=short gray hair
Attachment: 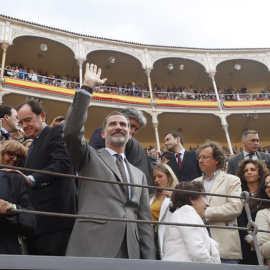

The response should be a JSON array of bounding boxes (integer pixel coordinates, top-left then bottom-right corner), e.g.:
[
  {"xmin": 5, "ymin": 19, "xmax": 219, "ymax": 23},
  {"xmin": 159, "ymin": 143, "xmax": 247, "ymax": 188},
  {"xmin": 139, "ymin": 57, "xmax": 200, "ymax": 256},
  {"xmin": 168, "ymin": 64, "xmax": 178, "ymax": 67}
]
[
  {"xmin": 121, "ymin": 108, "xmax": 147, "ymax": 128},
  {"xmin": 242, "ymin": 130, "xmax": 258, "ymax": 140}
]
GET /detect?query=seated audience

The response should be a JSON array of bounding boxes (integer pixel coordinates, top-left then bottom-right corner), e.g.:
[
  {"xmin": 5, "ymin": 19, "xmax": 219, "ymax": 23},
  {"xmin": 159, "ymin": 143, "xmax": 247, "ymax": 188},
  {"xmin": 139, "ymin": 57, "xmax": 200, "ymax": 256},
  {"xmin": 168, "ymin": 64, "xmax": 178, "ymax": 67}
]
[
  {"xmin": 255, "ymin": 173, "xmax": 270, "ymax": 265},
  {"xmin": 237, "ymin": 159, "xmax": 269, "ymax": 265},
  {"xmin": 150, "ymin": 163, "xmax": 178, "ymax": 259},
  {"xmin": 162, "ymin": 181, "xmax": 220, "ymax": 263}
]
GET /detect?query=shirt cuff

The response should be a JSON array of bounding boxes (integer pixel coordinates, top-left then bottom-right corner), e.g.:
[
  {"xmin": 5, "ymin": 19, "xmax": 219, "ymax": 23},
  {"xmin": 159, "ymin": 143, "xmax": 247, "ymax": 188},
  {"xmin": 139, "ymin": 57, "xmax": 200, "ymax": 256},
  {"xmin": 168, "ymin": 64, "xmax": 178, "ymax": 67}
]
[
  {"xmin": 28, "ymin": 175, "xmax": 36, "ymax": 187},
  {"xmin": 78, "ymin": 88, "xmax": 92, "ymax": 97}
]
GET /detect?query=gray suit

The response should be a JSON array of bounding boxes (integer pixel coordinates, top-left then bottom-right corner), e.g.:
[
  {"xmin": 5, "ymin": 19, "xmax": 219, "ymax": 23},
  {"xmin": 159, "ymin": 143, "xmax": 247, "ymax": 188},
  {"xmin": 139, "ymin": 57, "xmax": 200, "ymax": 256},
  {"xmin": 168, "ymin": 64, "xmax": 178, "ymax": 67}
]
[
  {"xmin": 64, "ymin": 92, "xmax": 155, "ymax": 259},
  {"xmin": 227, "ymin": 151, "xmax": 270, "ymax": 175}
]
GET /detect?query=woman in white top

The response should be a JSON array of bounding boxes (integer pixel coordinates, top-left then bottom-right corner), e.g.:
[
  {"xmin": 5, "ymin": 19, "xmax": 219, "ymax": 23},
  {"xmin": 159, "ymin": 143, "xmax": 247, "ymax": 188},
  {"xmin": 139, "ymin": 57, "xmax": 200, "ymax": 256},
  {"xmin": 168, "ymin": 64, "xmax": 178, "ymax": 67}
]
[
  {"xmin": 255, "ymin": 172, "xmax": 270, "ymax": 265},
  {"xmin": 150, "ymin": 163, "xmax": 178, "ymax": 259},
  {"xmin": 162, "ymin": 181, "xmax": 221, "ymax": 264}
]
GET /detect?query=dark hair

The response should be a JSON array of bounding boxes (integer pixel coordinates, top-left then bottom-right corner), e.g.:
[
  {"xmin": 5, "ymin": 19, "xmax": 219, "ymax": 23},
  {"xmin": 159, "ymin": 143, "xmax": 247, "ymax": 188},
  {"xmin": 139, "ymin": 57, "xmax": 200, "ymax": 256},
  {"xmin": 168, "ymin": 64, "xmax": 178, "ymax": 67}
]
[
  {"xmin": 237, "ymin": 159, "xmax": 268, "ymax": 186},
  {"xmin": 242, "ymin": 130, "xmax": 258, "ymax": 140},
  {"xmin": 256, "ymin": 172, "xmax": 270, "ymax": 211},
  {"xmin": 237, "ymin": 160, "xmax": 269, "ymax": 213},
  {"xmin": 0, "ymin": 105, "xmax": 13, "ymax": 118},
  {"xmin": 102, "ymin": 111, "xmax": 130, "ymax": 131},
  {"xmin": 165, "ymin": 132, "xmax": 183, "ymax": 145},
  {"xmin": 16, "ymin": 99, "xmax": 46, "ymax": 116},
  {"xmin": 160, "ymin": 151, "xmax": 175, "ymax": 161},
  {"xmin": 197, "ymin": 141, "xmax": 225, "ymax": 170},
  {"xmin": 170, "ymin": 181, "xmax": 204, "ymax": 212}
]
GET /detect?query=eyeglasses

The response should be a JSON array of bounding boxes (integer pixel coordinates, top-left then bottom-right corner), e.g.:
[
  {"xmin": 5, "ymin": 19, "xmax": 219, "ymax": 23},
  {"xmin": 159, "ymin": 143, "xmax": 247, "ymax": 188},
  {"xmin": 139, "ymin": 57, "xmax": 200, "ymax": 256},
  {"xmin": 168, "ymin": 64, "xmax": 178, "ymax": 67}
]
[
  {"xmin": 5, "ymin": 151, "xmax": 24, "ymax": 160},
  {"xmin": 197, "ymin": 155, "xmax": 212, "ymax": 161},
  {"xmin": 264, "ymin": 182, "xmax": 270, "ymax": 190}
]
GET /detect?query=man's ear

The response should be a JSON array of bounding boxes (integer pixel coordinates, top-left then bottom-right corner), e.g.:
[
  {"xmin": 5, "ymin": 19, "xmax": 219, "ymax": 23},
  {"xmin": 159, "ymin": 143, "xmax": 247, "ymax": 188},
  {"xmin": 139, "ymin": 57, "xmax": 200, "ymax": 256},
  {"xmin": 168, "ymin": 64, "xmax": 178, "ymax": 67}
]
[
  {"xmin": 40, "ymin": 111, "xmax": 46, "ymax": 122},
  {"xmin": 3, "ymin": 114, "xmax": 9, "ymax": 121},
  {"xmin": 101, "ymin": 130, "xmax": 105, "ymax": 139}
]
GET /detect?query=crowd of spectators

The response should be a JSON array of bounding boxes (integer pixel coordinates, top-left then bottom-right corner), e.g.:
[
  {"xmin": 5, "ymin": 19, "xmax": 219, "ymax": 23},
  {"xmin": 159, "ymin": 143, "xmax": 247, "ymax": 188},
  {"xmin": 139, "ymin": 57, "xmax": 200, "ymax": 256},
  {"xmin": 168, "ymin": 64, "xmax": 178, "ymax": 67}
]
[
  {"xmin": 3, "ymin": 63, "xmax": 79, "ymax": 89},
  {"xmin": 2, "ymin": 63, "xmax": 270, "ymax": 102},
  {"xmin": 146, "ymin": 145, "xmax": 270, "ymax": 165}
]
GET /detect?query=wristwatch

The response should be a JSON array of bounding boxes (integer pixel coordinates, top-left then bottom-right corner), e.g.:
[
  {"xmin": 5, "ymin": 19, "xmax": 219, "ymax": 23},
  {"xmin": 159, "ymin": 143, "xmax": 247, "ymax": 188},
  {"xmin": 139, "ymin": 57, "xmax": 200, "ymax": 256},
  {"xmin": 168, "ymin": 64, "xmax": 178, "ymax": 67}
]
[{"xmin": 81, "ymin": 85, "xmax": 93, "ymax": 94}]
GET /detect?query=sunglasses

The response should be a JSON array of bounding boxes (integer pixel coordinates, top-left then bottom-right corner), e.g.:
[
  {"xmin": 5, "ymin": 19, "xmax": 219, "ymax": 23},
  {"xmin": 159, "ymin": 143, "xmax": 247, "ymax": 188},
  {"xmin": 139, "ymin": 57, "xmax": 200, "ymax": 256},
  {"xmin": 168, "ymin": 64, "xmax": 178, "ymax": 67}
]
[
  {"xmin": 263, "ymin": 182, "xmax": 270, "ymax": 190},
  {"xmin": 5, "ymin": 151, "xmax": 24, "ymax": 160}
]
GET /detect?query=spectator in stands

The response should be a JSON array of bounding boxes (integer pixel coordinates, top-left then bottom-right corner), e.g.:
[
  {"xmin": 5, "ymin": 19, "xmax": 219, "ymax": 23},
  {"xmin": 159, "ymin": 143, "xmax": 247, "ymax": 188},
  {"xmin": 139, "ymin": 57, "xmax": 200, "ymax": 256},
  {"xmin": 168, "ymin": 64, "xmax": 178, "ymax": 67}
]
[
  {"xmin": 16, "ymin": 99, "xmax": 77, "ymax": 256},
  {"xmin": 228, "ymin": 130, "xmax": 270, "ymax": 175},
  {"xmin": 255, "ymin": 172, "xmax": 270, "ymax": 265},
  {"xmin": 0, "ymin": 170, "xmax": 37, "ymax": 254},
  {"xmin": 130, "ymin": 82, "xmax": 139, "ymax": 96},
  {"xmin": 150, "ymin": 163, "xmax": 178, "ymax": 259},
  {"xmin": 89, "ymin": 107, "xmax": 153, "ymax": 188},
  {"xmin": 237, "ymin": 159, "xmax": 269, "ymax": 265},
  {"xmin": 18, "ymin": 67, "xmax": 26, "ymax": 80},
  {"xmin": 164, "ymin": 132, "xmax": 201, "ymax": 181},
  {"xmin": 0, "ymin": 105, "xmax": 20, "ymax": 141},
  {"xmin": 0, "ymin": 140, "xmax": 26, "ymax": 167},
  {"xmin": 27, "ymin": 69, "xmax": 38, "ymax": 82},
  {"xmin": 160, "ymin": 151, "xmax": 175, "ymax": 163},
  {"xmin": 194, "ymin": 141, "xmax": 243, "ymax": 263},
  {"xmin": 64, "ymin": 63, "xmax": 155, "ymax": 259},
  {"xmin": 162, "ymin": 181, "xmax": 220, "ymax": 263}
]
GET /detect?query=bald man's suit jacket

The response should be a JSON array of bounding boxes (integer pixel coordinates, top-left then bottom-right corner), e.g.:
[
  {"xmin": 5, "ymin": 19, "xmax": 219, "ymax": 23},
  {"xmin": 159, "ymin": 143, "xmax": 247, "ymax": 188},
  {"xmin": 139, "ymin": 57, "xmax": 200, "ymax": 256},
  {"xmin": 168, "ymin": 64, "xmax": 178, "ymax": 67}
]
[
  {"xmin": 64, "ymin": 91, "xmax": 155, "ymax": 259},
  {"xmin": 227, "ymin": 151, "xmax": 270, "ymax": 175}
]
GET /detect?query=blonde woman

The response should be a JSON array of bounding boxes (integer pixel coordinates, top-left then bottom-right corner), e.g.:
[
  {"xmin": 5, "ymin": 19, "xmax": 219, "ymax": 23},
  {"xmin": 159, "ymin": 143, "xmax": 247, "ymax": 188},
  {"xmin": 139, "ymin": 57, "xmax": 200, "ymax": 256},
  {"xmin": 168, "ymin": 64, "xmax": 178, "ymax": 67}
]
[
  {"xmin": 0, "ymin": 140, "xmax": 26, "ymax": 167},
  {"xmin": 150, "ymin": 163, "xmax": 178, "ymax": 259}
]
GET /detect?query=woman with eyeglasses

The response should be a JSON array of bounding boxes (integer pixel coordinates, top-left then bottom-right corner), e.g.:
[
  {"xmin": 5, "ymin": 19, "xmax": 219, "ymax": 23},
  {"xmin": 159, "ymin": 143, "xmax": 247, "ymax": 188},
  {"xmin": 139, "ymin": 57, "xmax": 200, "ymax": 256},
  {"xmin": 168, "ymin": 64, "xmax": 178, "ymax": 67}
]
[
  {"xmin": 0, "ymin": 139, "xmax": 36, "ymax": 254},
  {"xmin": 255, "ymin": 172, "xmax": 270, "ymax": 265},
  {"xmin": 236, "ymin": 159, "xmax": 269, "ymax": 265},
  {"xmin": 162, "ymin": 181, "xmax": 220, "ymax": 263},
  {"xmin": 0, "ymin": 140, "xmax": 26, "ymax": 167}
]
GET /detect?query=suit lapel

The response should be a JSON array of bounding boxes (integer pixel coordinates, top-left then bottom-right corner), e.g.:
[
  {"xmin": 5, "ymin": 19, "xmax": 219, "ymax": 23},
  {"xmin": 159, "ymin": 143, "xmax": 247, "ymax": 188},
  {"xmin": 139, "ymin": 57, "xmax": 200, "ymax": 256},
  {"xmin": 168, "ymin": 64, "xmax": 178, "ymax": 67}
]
[
  {"xmin": 97, "ymin": 148, "xmax": 122, "ymax": 182},
  {"xmin": 24, "ymin": 126, "xmax": 49, "ymax": 167},
  {"xmin": 208, "ymin": 171, "xmax": 224, "ymax": 203}
]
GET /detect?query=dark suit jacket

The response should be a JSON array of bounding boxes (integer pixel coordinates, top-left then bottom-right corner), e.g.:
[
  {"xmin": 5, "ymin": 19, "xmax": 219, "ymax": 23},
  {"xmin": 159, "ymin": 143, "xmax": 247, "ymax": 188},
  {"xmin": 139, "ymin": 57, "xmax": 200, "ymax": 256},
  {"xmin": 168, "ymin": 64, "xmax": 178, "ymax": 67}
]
[
  {"xmin": 167, "ymin": 151, "xmax": 201, "ymax": 181},
  {"xmin": 0, "ymin": 171, "xmax": 36, "ymax": 254},
  {"xmin": 89, "ymin": 128, "xmax": 153, "ymax": 188},
  {"xmin": 64, "ymin": 92, "xmax": 155, "ymax": 259},
  {"xmin": 228, "ymin": 151, "xmax": 270, "ymax": 175},
  {"xmin": 23, "ymin": 125, "xmax": 77, "ymax": 235}
]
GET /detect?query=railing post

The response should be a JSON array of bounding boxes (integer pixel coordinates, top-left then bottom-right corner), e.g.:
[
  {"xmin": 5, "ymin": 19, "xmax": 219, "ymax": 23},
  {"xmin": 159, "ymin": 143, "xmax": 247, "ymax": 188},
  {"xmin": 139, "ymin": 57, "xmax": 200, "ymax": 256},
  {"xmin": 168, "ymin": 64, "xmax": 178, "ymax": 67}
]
[{"xmin": 241, "ymin": 191, "xmax": 264, "ymax": 265}]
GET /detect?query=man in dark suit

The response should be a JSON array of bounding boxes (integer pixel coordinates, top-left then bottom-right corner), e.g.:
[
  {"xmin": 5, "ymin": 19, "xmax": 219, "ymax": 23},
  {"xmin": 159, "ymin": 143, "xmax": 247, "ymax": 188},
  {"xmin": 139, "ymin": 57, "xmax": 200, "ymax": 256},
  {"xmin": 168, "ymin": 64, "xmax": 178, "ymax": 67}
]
[
  {"xmin": 89, "ymin": 108, "xmax": 153, "ymax": 188},
  {"xmin": 164, "ymin": 132, "xmax": 201, "ymax": 181},
  {"xmin": 228, "ymin": 130, "xmax": 270, "ymax": 175},
  {"xmin": 16, "ymin": 100, "xmax": 77, "ymax": 256},
  {"xmin": 0, "ymin": 105, "xmax": 19, "ymax": 141},
  {"xmin": 0, "ymin": 170, "xmax": 36, "ymax": 254},
  {"xmin": 64, "ymin": 63, "xmax": 155, "ymax": 259}
]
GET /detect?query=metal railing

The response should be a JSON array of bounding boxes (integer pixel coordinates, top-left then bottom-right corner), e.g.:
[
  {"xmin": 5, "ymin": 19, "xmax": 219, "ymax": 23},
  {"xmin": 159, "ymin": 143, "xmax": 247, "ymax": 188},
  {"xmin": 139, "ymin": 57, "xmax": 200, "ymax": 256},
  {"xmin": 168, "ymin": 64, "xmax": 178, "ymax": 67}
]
[{"xmin": 2, "ymin": 68, "xmax": 270, "ymax": 102}]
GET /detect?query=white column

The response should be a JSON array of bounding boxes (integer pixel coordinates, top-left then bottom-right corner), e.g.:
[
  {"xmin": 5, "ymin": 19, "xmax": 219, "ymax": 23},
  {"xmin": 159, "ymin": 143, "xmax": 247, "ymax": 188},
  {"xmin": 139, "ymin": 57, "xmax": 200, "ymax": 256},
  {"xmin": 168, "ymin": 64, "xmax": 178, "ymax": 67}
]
[
  {"xmin": 145, "ymin": 68, "xmax": 160, "ymax": 152},
  {"xmin": 77, "ymin": 58, "xmax": 85, "ymax": 87},
  {"xmin": 1, "ymin": 42, "xmax": 9, "ymax": 80},
  {"xmin": 209, "ymin": 72, "xmax": 233, "ymax": 155}
]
